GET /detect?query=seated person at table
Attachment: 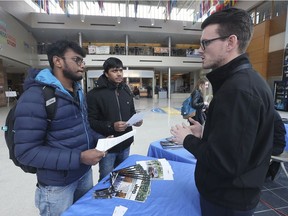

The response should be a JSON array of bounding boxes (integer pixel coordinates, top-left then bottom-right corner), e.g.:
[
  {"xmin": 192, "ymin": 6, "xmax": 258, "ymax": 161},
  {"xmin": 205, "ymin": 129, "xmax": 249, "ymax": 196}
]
[{"xmin": 266, "ymin": 110, "xmax": 286, "ymax": 180}]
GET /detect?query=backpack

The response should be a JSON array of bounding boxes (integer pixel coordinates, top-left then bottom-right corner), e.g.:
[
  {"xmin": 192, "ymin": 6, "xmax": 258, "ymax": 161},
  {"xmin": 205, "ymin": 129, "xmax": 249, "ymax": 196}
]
[
  {"xmin": 181, "ymin": 96, "xmax": 196, "ymax": 119},
  {"xmin": 1, "ymin": 86, "xmax": 56, "ymax": 174}
]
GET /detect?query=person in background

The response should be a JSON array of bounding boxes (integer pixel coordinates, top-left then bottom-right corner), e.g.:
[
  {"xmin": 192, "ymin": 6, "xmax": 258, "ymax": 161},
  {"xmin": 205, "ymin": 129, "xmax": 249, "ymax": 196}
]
[
  {"xmin": 14, "ymin": 40, "xmax": 105, "ymax": 215},
  {"xmin": 266, "ymin": 110, "xmax": 286, "ymax": 180},
  {"xmin": 133, "ymin": 86, "xmax": 140, "ymax": 99},
  {"xmin": 170, "ymin": 8, "xmax": 274, "ymax": 216},
  {"xmin": 146, "ymin": 85, "xmax": 152, "ymax": 98},
  {"xmin": 191, "ymin": 77, "xmax": 209, "ymax": 125},
  {"xmin": 87, "ymin": 57, "xmax": 143, "ymax": 181}
]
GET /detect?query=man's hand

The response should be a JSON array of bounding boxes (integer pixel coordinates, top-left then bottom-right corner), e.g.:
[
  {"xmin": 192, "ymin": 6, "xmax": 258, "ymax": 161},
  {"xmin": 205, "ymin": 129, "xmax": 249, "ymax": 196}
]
[
  {"xmin": 170, "ymin": 123, "xmax": 192, "ymax": 145},
  {"xmin": 170, "ymin": 118, "xmax": 203, "ymax": 144},
  {"xmin": 133, "ymin": 120, "xmax": 143, "ymax": 127},
  {"xmin": 80, "ymin": 149, "xmax": 106, "ymax": 165},
  {"xmin": 114, "ymin": 121, "xmax": 128, "ymax": 132},
  {"xmin": 188, "ymin": 117, "xmax": 203, "ymax": 138}
]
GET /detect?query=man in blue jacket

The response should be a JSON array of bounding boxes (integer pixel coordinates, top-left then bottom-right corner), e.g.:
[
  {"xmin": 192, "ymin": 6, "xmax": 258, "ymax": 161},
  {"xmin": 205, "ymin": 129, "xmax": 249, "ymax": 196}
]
[
  {"xmin": 14, "ymin": 40, "xmax": 105, "ymax": 215},
  {"xmin": 170, "ymin": 8, "xmax": 274, "ymax": 216}
]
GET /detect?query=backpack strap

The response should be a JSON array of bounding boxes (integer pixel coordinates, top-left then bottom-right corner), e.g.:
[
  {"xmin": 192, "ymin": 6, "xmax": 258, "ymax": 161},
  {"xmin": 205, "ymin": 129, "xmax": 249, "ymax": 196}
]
[
  {"xmin": 42, "ymin": 86, "xmax": 56, "ymax": 121},
  {"xmin": 230, "ymin": 63, "xmax": 251, "ymax": 74}
]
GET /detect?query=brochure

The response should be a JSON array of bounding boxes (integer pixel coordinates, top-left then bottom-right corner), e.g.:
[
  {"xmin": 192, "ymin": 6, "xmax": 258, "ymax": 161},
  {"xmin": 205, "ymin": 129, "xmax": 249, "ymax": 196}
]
[
  {"xmin": 136, "ymin": 159, "xmax": 174, "ymax": 180},
  {"xmin": 111, "ymin": 164, "xmax": 151, "ymax": 202},
  {"xmin": 160, "ymin": 140, "xmax": 183, "ymax": 149}
]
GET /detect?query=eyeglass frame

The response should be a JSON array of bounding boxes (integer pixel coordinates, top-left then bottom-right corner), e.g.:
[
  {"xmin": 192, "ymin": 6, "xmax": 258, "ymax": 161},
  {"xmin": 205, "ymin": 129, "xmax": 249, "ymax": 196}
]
[
  {"xmin": 61, "ymin": 56, "xmax": 85, "ymax": 66},
  {"xmin": 200, "ymin": 35, "xmax": 231, "ymax": 50}
]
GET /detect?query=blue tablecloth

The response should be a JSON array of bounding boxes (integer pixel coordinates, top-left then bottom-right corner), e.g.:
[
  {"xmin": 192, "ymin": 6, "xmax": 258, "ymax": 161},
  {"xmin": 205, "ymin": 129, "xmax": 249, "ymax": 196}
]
[
  {"xmin": 147, "ymin": 139, "xmax": 197, "ymax": 164},
  {"xmin": 285, "ymin": 124, "xmax": 288, "ymax": 151},
  {"xmin": 62, "ymin": 154, "xmax": 200, "ymax": 216}
]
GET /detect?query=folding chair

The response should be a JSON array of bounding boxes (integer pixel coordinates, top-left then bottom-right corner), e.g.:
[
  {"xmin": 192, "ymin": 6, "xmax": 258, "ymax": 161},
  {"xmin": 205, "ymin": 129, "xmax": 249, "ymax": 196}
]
[{"xmin": 271, "ymin": 150, "xmax": 288, "ymax": 179}]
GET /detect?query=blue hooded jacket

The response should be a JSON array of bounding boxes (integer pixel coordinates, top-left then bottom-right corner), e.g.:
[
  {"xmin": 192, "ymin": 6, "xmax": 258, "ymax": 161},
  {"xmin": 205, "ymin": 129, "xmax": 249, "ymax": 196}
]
[{"xmin": 14, "ymin": 68, "xmax": 102, "ymax": 186}]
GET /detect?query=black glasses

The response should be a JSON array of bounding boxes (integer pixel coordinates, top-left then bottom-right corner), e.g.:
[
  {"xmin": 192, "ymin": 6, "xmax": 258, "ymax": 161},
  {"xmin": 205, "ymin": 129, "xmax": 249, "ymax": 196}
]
[
  {"xmin": 61, "ymin": 56, "xmax": 85, "ymax": 66},
  {"xmin": 200, "ymin": 36, "xmax": 230, "ymax": 50}
]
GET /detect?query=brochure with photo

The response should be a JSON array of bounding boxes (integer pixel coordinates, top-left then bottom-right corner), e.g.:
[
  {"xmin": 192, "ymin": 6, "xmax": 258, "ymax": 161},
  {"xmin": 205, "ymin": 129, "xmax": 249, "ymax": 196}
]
[
  {"xmin": 136, "ymin": 159, "xmax": 174, "ymax": 180},
  {"xmin": 111, "ymin": 165, "xmax": 151, "ymax": 202}
]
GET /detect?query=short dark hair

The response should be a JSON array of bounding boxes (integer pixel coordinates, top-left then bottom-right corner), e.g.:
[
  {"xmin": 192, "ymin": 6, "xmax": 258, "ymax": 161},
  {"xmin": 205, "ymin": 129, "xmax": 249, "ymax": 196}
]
[
  {"xmin": 103, "ymin": 57, "xmax": 123, "ymax": 73},
  {"xmin": 201, "ymin": 8, "xmax": 253, "ymax": 53},
  {"xmin": 46, "ymin": 40, "xmax": 86, "ymax": 69}
]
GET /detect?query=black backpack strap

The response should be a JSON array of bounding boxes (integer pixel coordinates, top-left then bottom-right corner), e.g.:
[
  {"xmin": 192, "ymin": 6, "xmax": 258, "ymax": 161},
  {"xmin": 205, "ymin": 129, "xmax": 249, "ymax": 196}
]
[
  {"xmin": 230, "ymin": 63, "xmax": 252, "ymax": 74},
  {"xmin": 42, "ymin": 86, "xmax": 56, "ymax": 121}
]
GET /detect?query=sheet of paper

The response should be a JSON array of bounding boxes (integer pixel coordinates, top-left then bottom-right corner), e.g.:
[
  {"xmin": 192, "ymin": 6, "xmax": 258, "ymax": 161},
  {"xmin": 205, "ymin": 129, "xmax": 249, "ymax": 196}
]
[
  {"xmin": 112, "ymin": 205, "xmax": 128, "ymax": 216},
  {"xmin": 126, "ymin": 112, "xmax": 145, "ymax": 126},
  {"xmin": 96, "ymin": 130, "xmax": 136, "ymax": 151}
]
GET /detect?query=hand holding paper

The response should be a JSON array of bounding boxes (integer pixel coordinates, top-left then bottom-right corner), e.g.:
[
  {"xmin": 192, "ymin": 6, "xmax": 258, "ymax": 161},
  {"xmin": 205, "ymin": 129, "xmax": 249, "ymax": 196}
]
[
  {"xmin": 126, "ymin": 112, "xmax": 145, "ymax": 126},
  {"xmin": 96, "ymin": 130, "xmax": 136, "ymax": 151}
]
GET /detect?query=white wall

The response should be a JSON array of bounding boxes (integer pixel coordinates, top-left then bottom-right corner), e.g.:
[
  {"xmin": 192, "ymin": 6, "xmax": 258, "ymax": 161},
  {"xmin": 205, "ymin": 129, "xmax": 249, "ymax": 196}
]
[
  {"xmin": 269, "ymin": 32, "xmax": 286, "ymax": 52},
  {"xmin": 0, "ymin": 6, "xmax": 37, "ymax": 67}
]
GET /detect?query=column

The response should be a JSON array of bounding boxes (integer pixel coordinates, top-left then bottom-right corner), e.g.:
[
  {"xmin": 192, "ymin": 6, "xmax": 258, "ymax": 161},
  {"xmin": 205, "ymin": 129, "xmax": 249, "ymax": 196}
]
[
  {"xmin": 168, "ymin": 36, "xmax": 171, "ymax": 57},
  {"xmin": 285, "ymin": 5, "xmax": 288, "ymax": 47},
  {"xmin": 125, "ymin": 35, "xmax": 129, "ymax": 56},
  {"xmin": 168, "ymin": 67, "xmax": 171, "ymax": 99},
  {"xmin": 0, "ymin": 59, "xmax": 6, "ymax": 106},
  {"xmin": 160, "ymin": 71, "xmax": 163, "ymax": 88},
  {"xmin": 78, "ymin": 32, "xmax": 85, "ymax": 90}
]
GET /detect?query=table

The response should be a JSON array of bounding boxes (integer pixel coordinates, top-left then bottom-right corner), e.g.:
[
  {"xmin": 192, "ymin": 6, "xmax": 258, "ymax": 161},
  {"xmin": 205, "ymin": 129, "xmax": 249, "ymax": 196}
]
[
  {"xmin": 285, "ymin": 124, "xmax": 288, "ymax": 151},
  {"xmin": 158, "ymin": 91, "xmax": 167, "ymax": 99},
  {"xmin": 62, "ymin": 154, "xmax": 200, "ymax": 216},
  {"xmin": 147, "ymin": 139, "xmax": 197, "ymax": 164}
]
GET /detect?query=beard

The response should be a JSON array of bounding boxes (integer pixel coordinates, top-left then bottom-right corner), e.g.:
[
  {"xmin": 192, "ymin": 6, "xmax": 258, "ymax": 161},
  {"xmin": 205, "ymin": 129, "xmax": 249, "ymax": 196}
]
[{"xmin": 63, "ymin": 65, "xmax": 83, "ymax": 82}]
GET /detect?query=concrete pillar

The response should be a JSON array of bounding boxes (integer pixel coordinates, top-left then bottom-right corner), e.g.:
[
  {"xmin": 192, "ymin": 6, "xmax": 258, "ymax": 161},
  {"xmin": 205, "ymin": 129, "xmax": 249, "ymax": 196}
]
[
  {"xmin": 168, "ymin": 67, "xmax": 171, "ymax": 99},
  {"xmin": 0, "ymin": 59, "xmax": 6, "ymax": 107}
]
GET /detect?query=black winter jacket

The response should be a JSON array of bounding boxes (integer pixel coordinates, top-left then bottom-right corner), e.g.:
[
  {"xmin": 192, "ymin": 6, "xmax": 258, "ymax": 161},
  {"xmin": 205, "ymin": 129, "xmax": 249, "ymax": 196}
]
[
  {"xmin": 87, "ymin": 74, "xmax": 136, "ymax": 153},
  {"xmin": 183, "ymin": 54, "xmax": 274, "ymax": 210},
  {"xmin": 273, "ymin": 110, "xmax": 286, "ymax": 156}
]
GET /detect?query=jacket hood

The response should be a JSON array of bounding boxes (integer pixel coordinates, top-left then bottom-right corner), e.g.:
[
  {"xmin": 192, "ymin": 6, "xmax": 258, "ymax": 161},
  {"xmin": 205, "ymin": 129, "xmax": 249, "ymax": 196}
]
[{"xmin": 24, "ymin": 68, "xmax": 79, "ymax": 97}]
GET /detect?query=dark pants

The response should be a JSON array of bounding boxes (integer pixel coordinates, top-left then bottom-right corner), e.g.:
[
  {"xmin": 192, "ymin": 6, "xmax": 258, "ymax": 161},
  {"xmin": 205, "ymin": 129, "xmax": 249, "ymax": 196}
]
[{"xmin": 200, "ymin": 196, "xmax": 256, "ymax": 216}]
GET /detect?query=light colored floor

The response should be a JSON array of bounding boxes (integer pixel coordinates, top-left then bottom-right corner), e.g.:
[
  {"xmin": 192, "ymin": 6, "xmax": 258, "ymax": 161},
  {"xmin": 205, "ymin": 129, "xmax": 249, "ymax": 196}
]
[
  {"xmin": 1, "ymin": 97, "xmax": 288, "ymax": 216},
  {"xmin": 0, "ymin": 97, "xmax": 185, "ymax": 216}
]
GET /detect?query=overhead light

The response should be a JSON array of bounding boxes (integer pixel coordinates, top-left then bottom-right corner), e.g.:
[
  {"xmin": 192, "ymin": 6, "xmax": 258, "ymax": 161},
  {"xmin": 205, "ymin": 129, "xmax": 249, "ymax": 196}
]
[
  {"xmin": 151, "ymin": 18, "xmax": 155, "ymax": 26},
  {"xmin": 117, "ymin": 16, "xmax": 121, "ymax": 24}
]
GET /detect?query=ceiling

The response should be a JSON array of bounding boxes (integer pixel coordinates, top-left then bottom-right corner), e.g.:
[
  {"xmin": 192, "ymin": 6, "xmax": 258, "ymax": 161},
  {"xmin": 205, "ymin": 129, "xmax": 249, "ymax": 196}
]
[{"xmin": 0, "ymin": 0, "xmax": 259, "ymax": 74}]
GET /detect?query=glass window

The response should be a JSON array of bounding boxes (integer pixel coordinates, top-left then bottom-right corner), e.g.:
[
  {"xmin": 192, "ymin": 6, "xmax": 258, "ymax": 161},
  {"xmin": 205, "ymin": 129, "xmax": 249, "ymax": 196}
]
[
  {"xmin": 273, "ymin": 1, "xmax": 288, "ymax": 17},
  {"xmin": 255, "ymin": 1, "xmax": 271, "ymax": 24},
  {"xmin": 249, "ymin": 10, "xmax": 256, "ymax": 25}
]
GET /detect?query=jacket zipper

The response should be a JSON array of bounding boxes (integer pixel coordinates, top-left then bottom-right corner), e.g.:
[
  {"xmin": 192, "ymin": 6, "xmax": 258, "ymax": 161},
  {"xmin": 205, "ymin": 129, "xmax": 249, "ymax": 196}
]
[{"xmin": 115, "ymin": 89, "xmax": 122, "ymax": 121}]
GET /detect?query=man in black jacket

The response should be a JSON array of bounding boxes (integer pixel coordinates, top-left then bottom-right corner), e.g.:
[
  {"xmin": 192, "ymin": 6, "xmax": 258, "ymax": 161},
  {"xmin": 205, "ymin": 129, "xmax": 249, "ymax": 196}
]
[
  {"xmin": 87, "ymin": 57, "xmax": 143, "ymax": 181},
  {"xmin": 266, "ymin": 110, "xmax": 286, "ymax": 180},
  {"xmin": 170, "ymin": 8, "xmax": 274, "ymax": 216}
]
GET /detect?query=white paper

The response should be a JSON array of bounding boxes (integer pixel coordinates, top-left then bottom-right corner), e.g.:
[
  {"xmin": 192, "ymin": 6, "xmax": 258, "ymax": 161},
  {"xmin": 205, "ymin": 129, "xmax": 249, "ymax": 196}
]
[
  {"xmin": 126, "ymin": 112, "xmax": 145, "ymax": 126},
  {"xmin": 96, "ymin": 130, "xmax": 136, "ymax": 151},
  {"xmin": 112, "ymin": 205, "xmax": 128, "ymax": 216}
]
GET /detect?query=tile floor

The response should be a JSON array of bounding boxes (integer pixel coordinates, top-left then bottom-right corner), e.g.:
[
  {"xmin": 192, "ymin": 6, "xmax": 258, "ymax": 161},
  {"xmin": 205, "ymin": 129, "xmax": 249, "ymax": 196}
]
[{"xmin": 0, "ymin": 97, "xmax": 288, "ymax": 215}]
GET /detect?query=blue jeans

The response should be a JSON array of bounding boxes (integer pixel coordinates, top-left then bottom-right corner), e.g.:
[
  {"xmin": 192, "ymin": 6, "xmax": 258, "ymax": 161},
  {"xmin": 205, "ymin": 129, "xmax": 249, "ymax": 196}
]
[
  {"xmin": 99, "ymin": 147, "xmax": 130, "ymax": 181},
  {"xmin": 35, "ymin": 169, "xmax": 93, "ymax": 216},
  {"xmin": 200, "ymin": 195, "xmax": 256, "ymax": 216}
]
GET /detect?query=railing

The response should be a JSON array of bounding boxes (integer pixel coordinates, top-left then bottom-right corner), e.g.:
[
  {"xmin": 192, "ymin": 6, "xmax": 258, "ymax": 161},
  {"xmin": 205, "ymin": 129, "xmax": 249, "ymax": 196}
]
[{"xmin": 37, "ymin": 43, "xmax": 200, "ymax": 58}]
